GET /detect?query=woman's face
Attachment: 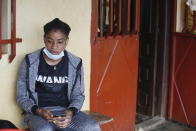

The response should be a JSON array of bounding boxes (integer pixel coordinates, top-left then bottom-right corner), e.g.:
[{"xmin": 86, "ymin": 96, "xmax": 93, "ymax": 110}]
[{"xmin": 44, "ymin": 29, "xmax": 68, "ymax": 55}]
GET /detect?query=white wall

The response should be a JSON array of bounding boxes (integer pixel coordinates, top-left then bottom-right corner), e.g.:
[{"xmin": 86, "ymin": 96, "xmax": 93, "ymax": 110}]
[
  {"xmin": 176, "ymin": 0, "xmax": 186, "ymax": 32},
  {"xmin": 0, "ymin": 0, "xmax": 91, "ymax": 128}
]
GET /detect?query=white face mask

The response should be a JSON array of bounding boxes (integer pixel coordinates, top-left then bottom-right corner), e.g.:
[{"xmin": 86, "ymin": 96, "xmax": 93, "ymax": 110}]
[{"xmin": 43, "ymin": 48, "xmax": 64, "ymax": 60}]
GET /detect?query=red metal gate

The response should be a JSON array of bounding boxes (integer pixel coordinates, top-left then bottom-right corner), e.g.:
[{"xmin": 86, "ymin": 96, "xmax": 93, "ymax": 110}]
[{"xmin": 90, "ymin": 0, "xmax": 140, "ymax": 130}]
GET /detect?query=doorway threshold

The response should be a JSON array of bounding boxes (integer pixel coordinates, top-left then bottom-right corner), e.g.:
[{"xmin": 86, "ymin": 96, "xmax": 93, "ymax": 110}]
[
  {"xmin": 135, "ymin": 116, "xmax": 165, "ymax": 131},
  {"xmin": 135, "ymin": 117, "xmax": 196, "ymax": 131},
  {"xmin": 136, "ymin": 113, "xmax": 151, "ymax": 124}
]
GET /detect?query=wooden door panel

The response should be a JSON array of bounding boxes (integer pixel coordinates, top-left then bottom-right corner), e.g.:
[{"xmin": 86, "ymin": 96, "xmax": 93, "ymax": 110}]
[{"xmin": 91, "ymin": 35, "xmax": 139, "ymax": 131}]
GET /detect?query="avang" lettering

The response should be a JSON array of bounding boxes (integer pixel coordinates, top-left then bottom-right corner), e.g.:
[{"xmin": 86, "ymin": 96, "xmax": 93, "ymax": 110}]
[{"xmin": 36, "ymin": 75, "xmax": 68, "ymax": 84}]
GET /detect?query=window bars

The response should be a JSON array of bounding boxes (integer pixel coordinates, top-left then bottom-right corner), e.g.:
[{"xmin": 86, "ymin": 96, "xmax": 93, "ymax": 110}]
[
  {"xmin": 98, "ymin": 0, "xmax": 136, "ymax": 37},
  {"xmin": 0, "ymin": 0, "xmax": 22, "ymax": 63}
]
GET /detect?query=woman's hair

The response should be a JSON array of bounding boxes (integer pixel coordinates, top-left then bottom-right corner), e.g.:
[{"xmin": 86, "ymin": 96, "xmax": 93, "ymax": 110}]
[{"xmin": 44, "ymin": 18, "xmax": 71, "ymax": 37}]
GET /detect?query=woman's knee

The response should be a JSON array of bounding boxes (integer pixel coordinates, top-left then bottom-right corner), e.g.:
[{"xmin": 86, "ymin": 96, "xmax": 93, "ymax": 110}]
[{"xmin": 26, "ymin": 114, "xmax": 54, "ymax": 131}]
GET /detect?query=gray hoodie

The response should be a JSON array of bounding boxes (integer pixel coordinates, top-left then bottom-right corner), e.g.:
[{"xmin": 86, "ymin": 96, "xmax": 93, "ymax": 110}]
[{"xmin": 16, "ymin": 49, "xmax": 85, "ymax": 113}]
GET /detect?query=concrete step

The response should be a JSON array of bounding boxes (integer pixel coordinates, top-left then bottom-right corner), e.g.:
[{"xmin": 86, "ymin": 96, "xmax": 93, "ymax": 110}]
[
  {"xmin": 135, "ymin": 117, "xmax": 195, "ymax": 131},
  {"xmin": 135, "ymin": 116, "xmax": 165, "ymax": 131}
]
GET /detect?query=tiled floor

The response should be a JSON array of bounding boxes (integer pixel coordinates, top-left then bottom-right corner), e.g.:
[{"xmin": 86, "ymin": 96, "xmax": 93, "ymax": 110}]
[{"xmin": 149, "ymin": 121, "xmax": 196, "ymax": 131}]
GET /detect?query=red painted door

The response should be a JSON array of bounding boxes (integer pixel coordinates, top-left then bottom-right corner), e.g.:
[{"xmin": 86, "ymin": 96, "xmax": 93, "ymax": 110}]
[
  {"xmin": 168, "ymin": 0, "xmax": 196, "ymax": 127},
  {"xmin": 90, "ymin": 0, "xmax": 140, "ymax": 130},
  {"xmin": 169, "ymin": 34, "xmax": 196, "ymax": 127}
]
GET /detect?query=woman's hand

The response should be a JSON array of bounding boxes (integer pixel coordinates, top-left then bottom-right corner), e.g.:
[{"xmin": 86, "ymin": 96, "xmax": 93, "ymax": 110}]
[
  {"xmin": 52, "ymin": 116, "xmax": 71, "ymax": 128},
  {"xmin": 52, "ymin": 110, "xmax": 73, "ymax": 128},
  {"xmin": 36, "ymin": 108, "xmax": 54, "ymax": 122}
]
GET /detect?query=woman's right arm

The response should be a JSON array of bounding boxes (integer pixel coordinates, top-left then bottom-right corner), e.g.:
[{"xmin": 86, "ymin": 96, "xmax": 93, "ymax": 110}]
[{"xmin": 16, "ymin": 59, "xmax": 36, "ymax": 113}]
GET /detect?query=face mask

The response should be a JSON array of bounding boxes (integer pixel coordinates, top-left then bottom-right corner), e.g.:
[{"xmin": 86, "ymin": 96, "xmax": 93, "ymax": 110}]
[{"xmin": 43, "ymin": 48, "xmax": 64, "ymax": 60}]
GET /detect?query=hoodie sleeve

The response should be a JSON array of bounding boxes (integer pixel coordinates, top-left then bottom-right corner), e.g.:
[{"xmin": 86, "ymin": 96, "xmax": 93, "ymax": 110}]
[
  {"xmin": 68, "ymin": 63, "xmax": 85, "ymax": 112},
  {"xmin": 16, "ymin": 58, "xmax": 36, "ymax": 113}
]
